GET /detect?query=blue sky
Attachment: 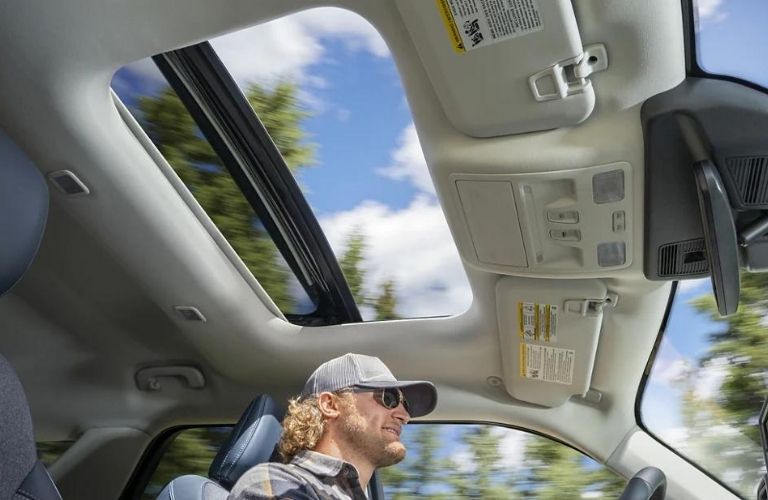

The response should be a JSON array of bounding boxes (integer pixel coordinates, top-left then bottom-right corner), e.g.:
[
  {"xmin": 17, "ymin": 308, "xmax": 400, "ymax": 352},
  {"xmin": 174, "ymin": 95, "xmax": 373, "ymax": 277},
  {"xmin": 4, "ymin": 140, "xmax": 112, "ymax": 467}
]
[
  {"xmin": 114, "ymin": 1, "xmax": 768, "ymax": 489},
  {"xmin": 297, "ymin": 37, "xmax": 418, "ymax": 214},
  {"xmin": 695, "ymin": 0, "xmax": 768, "ymax": 88},
  {"xmin": 114, "ymin": 8, "xmax": 472, "ymax": 320}
]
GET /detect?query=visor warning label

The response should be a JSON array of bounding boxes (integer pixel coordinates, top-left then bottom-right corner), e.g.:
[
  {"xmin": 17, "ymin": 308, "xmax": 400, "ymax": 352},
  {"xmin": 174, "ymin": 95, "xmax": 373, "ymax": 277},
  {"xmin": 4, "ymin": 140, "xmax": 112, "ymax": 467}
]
[
  {"xmin": 519, "ymin": 344, "xmax": 575, "ymax": 385},
  {"xmin": 435, "ymin": 0, "xmax": 543, "ymax": 53},
  {"xmin": 518, "ymin": 302, "xmax": 558, "ymax": 343}
]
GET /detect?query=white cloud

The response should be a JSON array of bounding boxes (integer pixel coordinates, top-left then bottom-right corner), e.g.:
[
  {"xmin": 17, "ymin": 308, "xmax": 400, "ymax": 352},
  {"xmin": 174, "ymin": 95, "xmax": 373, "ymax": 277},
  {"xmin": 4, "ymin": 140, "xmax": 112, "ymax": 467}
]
[
  {"xmin": 658, "ymin": 426, "xmax": 689, "ymax": 449},
  {"xmin": 211, "ymin": 7, "xmax": 389, "ymax": 87},
  {"xmin": 377, "ymin": 123, "xmax": 436, "ymax": 196},
  {"xmin": 122, "ymin": 7, "xmax": 390, "ymax": 111},
  {"xmin": 318, "ymin": 196, "xmax": 471, "ymax": 319},
  {"xmin": 695, "ymin": 0, "xmax": 728, "ymax": 26},
  {"xmin": 693, "ymin": 357, "xmax": 729, "ymax": 400},
  {"xmin": 450, "ymin": 446, "xmax": 477, "ymax": 474},
  {"xmin": 655, "ymin": 358, "xmax": 691, "ymax": 385},
  {"xmin": 496, "ymin": 429, "xmax": 529, "ymax": 470}
]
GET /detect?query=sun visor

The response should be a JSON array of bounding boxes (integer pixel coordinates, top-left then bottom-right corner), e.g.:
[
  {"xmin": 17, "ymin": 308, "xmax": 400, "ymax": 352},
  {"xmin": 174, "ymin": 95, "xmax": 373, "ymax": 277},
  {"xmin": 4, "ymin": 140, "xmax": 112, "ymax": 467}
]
[
  {"xmin": 496, "ymin": 276, "xmax": 613, "ymax": 407},
  {"xmin": 396, "ymin": 0, "xmax": 607, "ymax": 137}
]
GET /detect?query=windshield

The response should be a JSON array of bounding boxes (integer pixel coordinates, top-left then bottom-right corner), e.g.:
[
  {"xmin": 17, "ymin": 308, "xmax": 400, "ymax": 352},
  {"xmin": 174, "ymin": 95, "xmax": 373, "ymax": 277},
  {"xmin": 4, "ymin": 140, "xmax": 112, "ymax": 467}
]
[{"xmin": 640, "ymin": 275, "xmax": 768, "ymax": 497}]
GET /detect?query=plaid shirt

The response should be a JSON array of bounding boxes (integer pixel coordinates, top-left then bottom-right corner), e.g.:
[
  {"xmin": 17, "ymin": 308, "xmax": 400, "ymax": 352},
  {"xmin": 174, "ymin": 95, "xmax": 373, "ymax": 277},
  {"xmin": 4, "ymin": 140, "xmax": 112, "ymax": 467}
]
[{"xmin": 227, "ymin": 450, "xmax": 368, "ymax": 500}]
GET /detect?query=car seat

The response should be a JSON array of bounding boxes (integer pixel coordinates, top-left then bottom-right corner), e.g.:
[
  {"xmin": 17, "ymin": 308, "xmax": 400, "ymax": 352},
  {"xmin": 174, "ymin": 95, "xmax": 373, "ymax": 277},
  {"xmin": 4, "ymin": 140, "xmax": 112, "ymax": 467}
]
[
  {"xmin": 156, "ymin": 394, "xmax": 284, "ymax": 500},
  {"xmin": 0, "ymin": 128, "xmax": 62, "ymax": 500}
]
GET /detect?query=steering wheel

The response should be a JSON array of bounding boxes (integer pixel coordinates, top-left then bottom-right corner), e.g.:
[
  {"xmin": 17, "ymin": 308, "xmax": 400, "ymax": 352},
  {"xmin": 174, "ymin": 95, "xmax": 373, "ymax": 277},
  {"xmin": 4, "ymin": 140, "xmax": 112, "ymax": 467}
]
[{"xmin": 618, "ymin": 467, "xmax": 666, "ymax": 500}]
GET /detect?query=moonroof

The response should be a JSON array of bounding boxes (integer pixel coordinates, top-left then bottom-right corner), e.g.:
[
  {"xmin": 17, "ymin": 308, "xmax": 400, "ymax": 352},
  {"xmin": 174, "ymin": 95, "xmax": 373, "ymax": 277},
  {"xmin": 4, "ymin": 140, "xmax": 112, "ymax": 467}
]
[
  {"xmin": 113, "ymin": 7, "xmax": 472, "ymax": 321},
  {"xmin": 692, "ymin": 0, "xmax": 768, "ymax": 89},
  {"xmin": 112, "ymin": 68, "xmax": 315, "ymax": 317}
]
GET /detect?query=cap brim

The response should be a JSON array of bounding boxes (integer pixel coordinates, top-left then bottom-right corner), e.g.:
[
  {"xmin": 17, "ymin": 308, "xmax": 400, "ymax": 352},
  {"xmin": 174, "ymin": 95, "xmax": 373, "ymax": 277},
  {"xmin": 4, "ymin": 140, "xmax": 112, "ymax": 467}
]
[{"xmin": 354, "ymin": 380, "xmax": 437, "ymax": 418}]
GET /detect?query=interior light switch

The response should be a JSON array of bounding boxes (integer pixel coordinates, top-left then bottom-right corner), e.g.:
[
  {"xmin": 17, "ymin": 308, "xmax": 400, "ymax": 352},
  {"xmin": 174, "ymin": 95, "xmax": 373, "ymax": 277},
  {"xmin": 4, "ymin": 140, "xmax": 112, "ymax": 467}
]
[
  {"xmin": 593, "ymin": 169, "xmax": 625, "ymax": 204},
  {"xmin": 550, "ymin": 229, "xmax": 581, "ymax": 241},
  {"xmin": 612, "ymin": 210, "xmax": 626, "ymax": 232},
  {"xmin": 597, "ymin": 241, "xmax": 626, "ymax": 267},
  {"xmin": 547, "ymin": 210, "xmax": 579, "ymax": 224}
]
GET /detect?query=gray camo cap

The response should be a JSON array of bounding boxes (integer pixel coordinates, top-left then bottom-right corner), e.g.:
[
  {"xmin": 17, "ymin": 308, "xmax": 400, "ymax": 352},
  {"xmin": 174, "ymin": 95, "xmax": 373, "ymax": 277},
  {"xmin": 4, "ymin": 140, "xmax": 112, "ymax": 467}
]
[{"xmin": 300, "ymin": 353, "xmax": 437, "ymax": 418}]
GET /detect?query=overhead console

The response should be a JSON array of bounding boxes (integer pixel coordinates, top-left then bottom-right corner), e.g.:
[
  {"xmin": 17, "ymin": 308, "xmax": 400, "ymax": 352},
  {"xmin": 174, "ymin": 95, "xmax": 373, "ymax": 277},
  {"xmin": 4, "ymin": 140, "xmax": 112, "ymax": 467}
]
[
  {"xmin": 452, "ymin": 162, "xmax": 633, "ymax": 276},
  {"xmin": 643, "ymin": 78, "xmax": 768, "ymax": 315},
  {"xmin": 396, "ymin": 0, "xmax": 607, "ymax": 137}
]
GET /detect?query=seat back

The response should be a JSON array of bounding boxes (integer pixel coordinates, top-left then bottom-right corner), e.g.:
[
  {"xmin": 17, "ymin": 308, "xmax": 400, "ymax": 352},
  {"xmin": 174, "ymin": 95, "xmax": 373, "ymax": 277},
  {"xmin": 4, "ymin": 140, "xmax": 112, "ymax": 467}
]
[
  {"xmin": 0, "ymin": 129, "xmax": 61, "ymax": 500},
  {"xmin": 156, "ymin": 395, "xmax": 284, "ymax": 500}
]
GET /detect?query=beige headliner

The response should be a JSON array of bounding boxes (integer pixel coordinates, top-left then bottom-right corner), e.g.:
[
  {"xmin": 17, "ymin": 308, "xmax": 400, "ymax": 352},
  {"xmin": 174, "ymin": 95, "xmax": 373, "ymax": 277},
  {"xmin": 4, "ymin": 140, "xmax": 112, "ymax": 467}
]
[{"xmin": 0, "ymin": 0, "xmax": 719, "ymax": 496}]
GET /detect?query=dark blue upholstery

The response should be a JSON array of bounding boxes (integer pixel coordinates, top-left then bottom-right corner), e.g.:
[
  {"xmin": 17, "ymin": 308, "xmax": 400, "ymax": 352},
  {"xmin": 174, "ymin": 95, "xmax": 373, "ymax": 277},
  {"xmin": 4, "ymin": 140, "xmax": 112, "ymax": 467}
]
[
  {"xmin": 0, "ymin": 129, "xmax": 48, "ymax": 296},
  {"xmin": 155, "ymin": 475, "xmax": 228, "ymax": 500},
  {"xmin": 0, "ymin": 129, "xmax": 60, "ymax": 499},
  {"xmin": 156, "ymin": 395, "xmax": 284, "ymax": 499},
  {"xmin": 209, "ymin": 395, "xmax": 284, "ymax": 490}
]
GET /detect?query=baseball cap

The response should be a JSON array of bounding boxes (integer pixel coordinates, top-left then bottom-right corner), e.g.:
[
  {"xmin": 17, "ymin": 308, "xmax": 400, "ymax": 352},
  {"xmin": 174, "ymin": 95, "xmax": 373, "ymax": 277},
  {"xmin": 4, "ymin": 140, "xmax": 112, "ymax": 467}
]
[{"xmin": 300, "ymin": 353, "xmax": 437, "ymax": 418}]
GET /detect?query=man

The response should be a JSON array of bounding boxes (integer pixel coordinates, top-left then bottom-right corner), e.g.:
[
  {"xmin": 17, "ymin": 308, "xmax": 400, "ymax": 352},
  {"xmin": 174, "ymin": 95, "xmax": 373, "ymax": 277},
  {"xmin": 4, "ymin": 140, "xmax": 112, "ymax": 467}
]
[{"xmin": 228, "ymin": 353, "xmax": 438, "ymax": 500}]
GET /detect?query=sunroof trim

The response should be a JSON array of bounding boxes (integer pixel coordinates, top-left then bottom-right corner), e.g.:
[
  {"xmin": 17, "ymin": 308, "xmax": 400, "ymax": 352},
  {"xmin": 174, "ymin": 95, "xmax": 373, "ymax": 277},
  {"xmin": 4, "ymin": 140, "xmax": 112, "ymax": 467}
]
[{"xmin": 154, "ymin": 43, "xmax": 362, "ymax": 325}]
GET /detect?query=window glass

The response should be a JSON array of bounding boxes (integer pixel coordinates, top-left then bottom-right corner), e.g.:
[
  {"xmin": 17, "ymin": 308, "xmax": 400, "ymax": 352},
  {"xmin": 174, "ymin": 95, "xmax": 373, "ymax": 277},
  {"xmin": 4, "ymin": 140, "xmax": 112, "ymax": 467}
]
[
  {"xmin": 37, "ymin": 440, "xmax": 75, "ymax": 467},
  {"xmin": 113, "ymin": 64, "xmax": 315, "ymax": 316},
  {"xmin": 138, "ymin": 424, "xmax": 623, "ymax": 499},
  {"xmin": 141, "ymin": 427, "xmax": 231, "ymax": 500},
  {"xmin": 381, "ymin": 423, "xmax": 625, "ymax": 498},
  {"xmin": 113, "ymin": 7, "xmax": 472, "ymax": 321},
  {"xmin": 693, "ymin": 0, "xmax": 768, "ymax": 88},
  {"xmin": 641, "ymin": 275, "xmax": 768, "ymax": 498}
]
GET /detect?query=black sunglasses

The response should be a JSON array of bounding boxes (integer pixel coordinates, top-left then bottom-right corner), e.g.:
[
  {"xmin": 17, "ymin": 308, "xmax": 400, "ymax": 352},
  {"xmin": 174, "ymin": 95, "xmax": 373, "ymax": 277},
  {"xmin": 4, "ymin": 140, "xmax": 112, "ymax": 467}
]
[{"xmin": 350, "ymin": 386, "xmax": 411, "ymax": 414}]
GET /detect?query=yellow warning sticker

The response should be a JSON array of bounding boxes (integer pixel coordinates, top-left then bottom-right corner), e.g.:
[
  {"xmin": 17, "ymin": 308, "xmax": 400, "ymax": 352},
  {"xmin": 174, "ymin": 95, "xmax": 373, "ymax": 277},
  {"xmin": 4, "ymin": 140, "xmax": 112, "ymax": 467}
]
[
  {"xmin": 436, "ymin": 0, "xmax": 543, "ymax": 54},
  {"xmin": 519, "ymin": 343, "xmax": 575, "ymax": 385},
  {"xmin": 518, "ymin": 302, "xmax": 558, "ymax": 343},
  {"xmin": 435, "ymin": 0, "xmax": 465, "ymax": 53}
]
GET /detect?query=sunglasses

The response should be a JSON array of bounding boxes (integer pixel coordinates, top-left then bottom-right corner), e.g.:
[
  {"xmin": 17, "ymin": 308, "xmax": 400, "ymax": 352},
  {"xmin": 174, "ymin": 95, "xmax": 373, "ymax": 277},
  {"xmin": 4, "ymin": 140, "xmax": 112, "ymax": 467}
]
[{"xmin": 351, "ymin": 386, "xmax": 411, "ymax": 414}]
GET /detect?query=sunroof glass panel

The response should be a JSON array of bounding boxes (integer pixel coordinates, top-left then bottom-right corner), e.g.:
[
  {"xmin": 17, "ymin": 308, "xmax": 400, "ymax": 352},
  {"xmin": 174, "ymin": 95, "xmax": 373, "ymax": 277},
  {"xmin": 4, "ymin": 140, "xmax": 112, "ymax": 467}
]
[
  {"xmin": 113, "ymin": 63, "xmax": 316, "ymax": 316},
  {"xmin": 209, "ymin": 7, "xmax": 473, "ymax": 320}
]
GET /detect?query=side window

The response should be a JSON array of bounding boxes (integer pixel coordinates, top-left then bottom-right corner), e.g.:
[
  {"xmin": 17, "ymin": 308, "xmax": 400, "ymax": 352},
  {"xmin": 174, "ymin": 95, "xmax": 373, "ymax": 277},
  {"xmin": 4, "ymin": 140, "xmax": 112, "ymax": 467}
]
[
  {"xmin": 381, "ymin": 424, "xmax": 626, "ymax": 499},
  {"xmin": 140, "ymin": 427, "xmax": 231, "ymax": 499},
  {"xmin": 37, "ymin": 440, "xmax": 75, "ymax": 467}
]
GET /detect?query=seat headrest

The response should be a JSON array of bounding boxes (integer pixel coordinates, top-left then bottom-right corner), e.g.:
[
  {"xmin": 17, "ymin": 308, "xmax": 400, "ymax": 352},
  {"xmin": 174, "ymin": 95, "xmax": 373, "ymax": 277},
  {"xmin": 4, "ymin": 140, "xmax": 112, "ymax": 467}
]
[
  {"xmin": 208, "ymin": 395, "xmax": 284, "ymax": 490},
  {"xmin": 0, "ymin": 129, "xmax": 48, "ymax": 297}
]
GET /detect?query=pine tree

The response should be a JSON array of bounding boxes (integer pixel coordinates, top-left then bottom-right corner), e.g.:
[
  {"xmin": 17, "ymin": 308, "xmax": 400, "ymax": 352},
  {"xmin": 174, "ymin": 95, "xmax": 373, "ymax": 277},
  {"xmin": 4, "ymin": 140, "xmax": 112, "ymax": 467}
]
[
  {"xmin": 339, "ymin": 230, "xmax": 366, "ymax": 306},
  {"xmin": 374, "ymin": 280, "xmax": 400, "ymax": 320}
]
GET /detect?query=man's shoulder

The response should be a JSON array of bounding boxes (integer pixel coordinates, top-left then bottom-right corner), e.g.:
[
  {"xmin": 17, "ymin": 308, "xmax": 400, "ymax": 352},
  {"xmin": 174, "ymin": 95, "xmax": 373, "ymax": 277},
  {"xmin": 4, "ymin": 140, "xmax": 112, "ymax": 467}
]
[{"xmin": 228, "ymin": 462, "xmax": 318, "ymax": 500}]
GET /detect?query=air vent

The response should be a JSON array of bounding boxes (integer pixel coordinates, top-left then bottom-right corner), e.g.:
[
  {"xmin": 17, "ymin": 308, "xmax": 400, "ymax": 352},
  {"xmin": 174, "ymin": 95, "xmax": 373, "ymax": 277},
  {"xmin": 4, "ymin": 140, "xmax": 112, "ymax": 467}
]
[
  {"xmin": 47, "ymin": 170, "xmax": 90, "ymax": 196},
  {"xmin": 174, "ymin": 306, "xmax": 206, "ymax": 322},
  {"xmin": 658, "ymin": 238, "xmax": 709, "ymax": 277},
  {"xmin": 727, "ymin": 156, "xmax": 768, "ymax": 208}
]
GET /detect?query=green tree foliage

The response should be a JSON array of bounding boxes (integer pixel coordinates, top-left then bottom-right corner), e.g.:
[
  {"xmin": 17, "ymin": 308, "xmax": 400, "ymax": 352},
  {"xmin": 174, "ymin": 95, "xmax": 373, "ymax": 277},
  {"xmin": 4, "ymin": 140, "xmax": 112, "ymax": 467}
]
[
  {"xmin": 246, "ymin": 82, "xmax": 314, "ymax": 172},
  {"xmin": 141, "ymin": 427, "xmax": 230, "ymax": 499},
  {"xmin": 374, "ymin": 280, "xmax": 400, "ymax": 320},
  {"xmin": 692, "ymin": 273, "xmax": 768, "ymax": 432},
  {"xmin": 137, "ymin": 82, "xmax": 314, "ymax": 311},
  {"xmin": 520, "ymin": 438, "xmax": 625, "ymax": 499},
  {"xmin": 382, "ymin": 425, "xmax": 626, "ymax": 499},
  {"xmin": 37, "ymin": 440, "xmax": 75, "ymax": 467},
  {"xmin": 448, "ymin": 426, "xmax": 509, "ymax": 499},
  {"xmin": 337, "ymin": 230, "xmax": 401, "ymax": 319},
  {"xmin": 339, "ymin": 230, "xmax": 367, "ymax": 306},
  {"xmin": 683, "ymin": 272, "xmax": 768, "ymax": 494}
]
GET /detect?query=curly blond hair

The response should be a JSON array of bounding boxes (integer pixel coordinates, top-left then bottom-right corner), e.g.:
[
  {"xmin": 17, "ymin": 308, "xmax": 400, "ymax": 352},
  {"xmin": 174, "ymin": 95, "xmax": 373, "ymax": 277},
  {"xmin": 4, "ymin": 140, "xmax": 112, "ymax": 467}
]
[{"xmin": 277, "ymin": 392, "xmax": 355, "ymax": 463}]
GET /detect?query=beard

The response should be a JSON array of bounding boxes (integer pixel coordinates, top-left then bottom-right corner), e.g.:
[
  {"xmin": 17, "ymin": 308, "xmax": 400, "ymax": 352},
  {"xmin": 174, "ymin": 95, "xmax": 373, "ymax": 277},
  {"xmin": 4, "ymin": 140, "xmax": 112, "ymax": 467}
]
[{"xmin": 339, "ymin": 404, "xmax": 406, "ymax": 468}]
